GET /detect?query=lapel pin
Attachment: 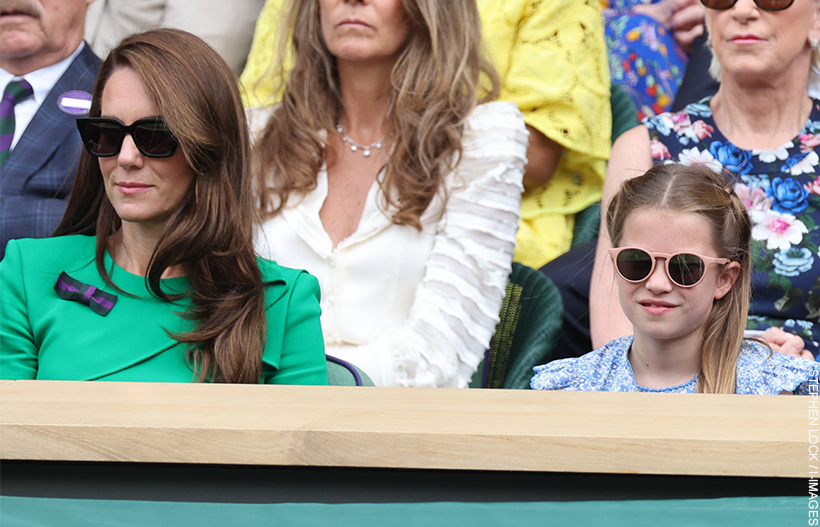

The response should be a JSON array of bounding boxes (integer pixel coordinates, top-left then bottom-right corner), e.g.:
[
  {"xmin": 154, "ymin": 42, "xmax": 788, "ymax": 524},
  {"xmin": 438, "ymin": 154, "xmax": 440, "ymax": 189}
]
[{"xmin": 58, "ymin": 90, "xmax": 93, "ymax": 115}]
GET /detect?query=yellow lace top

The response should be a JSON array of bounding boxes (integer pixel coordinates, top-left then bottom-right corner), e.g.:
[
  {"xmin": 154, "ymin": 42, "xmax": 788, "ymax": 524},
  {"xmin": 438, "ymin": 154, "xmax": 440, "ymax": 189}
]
[{"xmin": 240, "ymin": 0, "xmax": 611, "ymax": 269}]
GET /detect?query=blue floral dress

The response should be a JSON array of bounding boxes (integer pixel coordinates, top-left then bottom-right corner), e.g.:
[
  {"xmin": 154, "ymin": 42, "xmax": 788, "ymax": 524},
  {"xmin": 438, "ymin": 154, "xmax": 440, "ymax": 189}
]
[
  {"xmin": 645, "ymin": 98, "xmax": 820, "ymax": 357},
  {"xmin": 531, "ymin": 336, "xmax": 819, "ymax": 393},
  {"xmin": 604, "ymin": 1, "xmax": 688, "ymax": 119}
]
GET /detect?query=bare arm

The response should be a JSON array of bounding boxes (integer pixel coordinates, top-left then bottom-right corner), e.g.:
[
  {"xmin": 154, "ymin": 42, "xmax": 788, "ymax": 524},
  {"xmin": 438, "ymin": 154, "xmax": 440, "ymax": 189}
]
[
  {"xmin": 523, "ymin": 125, "xmax": 563, "ymax": 192},
  {"xmin": 589, "ymin": 125, "xmax": 653, "ymax": 349}
]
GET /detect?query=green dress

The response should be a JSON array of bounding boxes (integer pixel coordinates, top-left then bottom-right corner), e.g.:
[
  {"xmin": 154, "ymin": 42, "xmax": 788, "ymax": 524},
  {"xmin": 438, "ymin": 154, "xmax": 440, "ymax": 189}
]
[{"xmin": 0, "ymin": 235, "xmax": 328, "ymax": 384}]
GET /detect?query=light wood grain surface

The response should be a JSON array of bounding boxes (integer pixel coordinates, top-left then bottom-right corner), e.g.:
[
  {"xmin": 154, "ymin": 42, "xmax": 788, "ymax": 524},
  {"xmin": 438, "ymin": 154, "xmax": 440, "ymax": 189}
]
[{"xmin": 0, "ymin": 380, "xmax": 808, "ymax": 477}]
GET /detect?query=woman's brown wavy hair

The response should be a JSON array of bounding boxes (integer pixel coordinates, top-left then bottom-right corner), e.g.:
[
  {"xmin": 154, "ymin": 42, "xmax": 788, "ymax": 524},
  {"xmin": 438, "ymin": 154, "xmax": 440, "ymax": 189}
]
[
  {"xmin": 56, "ymin": 28, "xmax": 267, "ymax": 383},
  {"xmin": 606, "ymin": 164, "xmax": 753, "ymax": 394},
  {"xmin": 254, "ymin": 0, "xmax": 500, "ymax": 228}
]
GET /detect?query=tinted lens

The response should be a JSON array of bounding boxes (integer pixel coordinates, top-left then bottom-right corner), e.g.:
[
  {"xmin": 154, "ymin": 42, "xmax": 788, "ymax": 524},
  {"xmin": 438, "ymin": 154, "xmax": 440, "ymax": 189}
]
[
  {"xmin": 95, "ymin": 121, "xmax": 124, "ymax": 155},
  {"xmin": 615, "ymin": 249, "xmax": 654, "ymax": 282},
  {"xmin": 133, "ymin": 120, "xmax": 177, "ymax": 156},
  {"xmin": 668, "ymin": 253, "xmax": 705, "ymax": 286},
  {"xmin": 700, "ymin": 0, "xmax": 794, "ymax": 9},
  {"xmin": 756, "ymin": 0, "xmax": 793, "ymax": 9},
  {"xmin": 700, "ymin": 0, "xmax": 736, "ymax": 8},
  {"xmin": 78, "ymin": 120, "xmax": 123, "ymax": 156}
]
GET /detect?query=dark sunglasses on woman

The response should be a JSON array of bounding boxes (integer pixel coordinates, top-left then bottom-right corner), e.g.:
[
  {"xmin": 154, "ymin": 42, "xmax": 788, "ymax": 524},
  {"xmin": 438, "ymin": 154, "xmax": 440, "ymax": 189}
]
[
  {"xmin": 76, "ymin": 117, "xmax": 178, "ymax": 158},
  {"xmin": 608, "ymin": 247, "xmax": 731, "ymax": 288},
  {"xmin": 700, "ymin": 0, "xmax": 793, "ymax": 10}
]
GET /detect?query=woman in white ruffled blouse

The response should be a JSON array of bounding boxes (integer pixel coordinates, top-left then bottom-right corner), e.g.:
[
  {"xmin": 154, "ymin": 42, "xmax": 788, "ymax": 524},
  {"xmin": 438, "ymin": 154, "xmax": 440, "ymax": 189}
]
[{"xmin": 249, "ymin": 0, "xmax": 527, "ymax": 387}]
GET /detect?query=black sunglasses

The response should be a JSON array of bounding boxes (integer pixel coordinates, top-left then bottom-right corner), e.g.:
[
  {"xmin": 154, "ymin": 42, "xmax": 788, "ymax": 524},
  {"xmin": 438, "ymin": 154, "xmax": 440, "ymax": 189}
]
[
  {"xmin": 76, "ymin": 117, "xmax": 179, "ymax": 158},
  {"xmin": 700, "ymin": 0, "xmax": 794, "ymax": 11},
  {"xmin": 608, "ymin": 247, "xmax": 731, "ymax": 288}
]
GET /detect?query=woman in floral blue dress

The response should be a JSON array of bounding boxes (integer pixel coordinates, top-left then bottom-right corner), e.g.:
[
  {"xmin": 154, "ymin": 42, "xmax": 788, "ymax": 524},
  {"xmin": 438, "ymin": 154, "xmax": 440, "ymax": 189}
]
[
  {"xmin": 590, "ymin": 0, "xmax": 820, "ymax": 358},
  {"xmin": 645, "ymin": 98, "xmax": 820, "ymax": 357}
]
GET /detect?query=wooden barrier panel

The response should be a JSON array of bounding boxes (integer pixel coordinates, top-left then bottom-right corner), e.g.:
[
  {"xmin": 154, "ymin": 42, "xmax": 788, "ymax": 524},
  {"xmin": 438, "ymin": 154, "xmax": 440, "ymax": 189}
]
[{"xmin": 0, "ymin": 380, "xmax": 806, "ymax": 478}]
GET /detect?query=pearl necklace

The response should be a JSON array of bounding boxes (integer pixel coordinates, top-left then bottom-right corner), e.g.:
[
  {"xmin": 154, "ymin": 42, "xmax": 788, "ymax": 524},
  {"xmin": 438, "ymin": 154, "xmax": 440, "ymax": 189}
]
[{"xmin": 335, "ymin": 123, "xmax": 390, "ymax": 157}]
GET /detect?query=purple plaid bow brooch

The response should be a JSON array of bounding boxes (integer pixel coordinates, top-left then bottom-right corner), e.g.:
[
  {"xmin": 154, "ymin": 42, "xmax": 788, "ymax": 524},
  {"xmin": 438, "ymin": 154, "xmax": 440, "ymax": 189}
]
[{"xmin": 54, "ymin": 272, "xmax": 117, "ymax": 316}]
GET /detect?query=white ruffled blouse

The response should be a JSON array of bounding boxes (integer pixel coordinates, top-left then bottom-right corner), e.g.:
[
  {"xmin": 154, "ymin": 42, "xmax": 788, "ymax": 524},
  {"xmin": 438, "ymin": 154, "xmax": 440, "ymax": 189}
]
[{"xmin": 252, "ymin": 101, "xmax": 528, "ymax": 387}]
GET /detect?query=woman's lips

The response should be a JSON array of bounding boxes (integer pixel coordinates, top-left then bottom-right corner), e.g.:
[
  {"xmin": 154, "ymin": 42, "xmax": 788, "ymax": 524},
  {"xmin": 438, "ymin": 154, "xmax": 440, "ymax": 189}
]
[
  {"xmin": 729, "ymin": 35, "xmax": 764, "ymax": 44},
  {"xmin": 0, "ymin": 7, "xmax": 40, "ymax": 19},
  {"xmin": 0, "ymin": 9, "xmax": 36, "ymax": 17},
  {"xmin": 116, "ymin": 182, "xmax": 153, "ymax": 194},
  {"xmin": 338, "ymin": 18, "xmax": 371, "ymax": 28}
]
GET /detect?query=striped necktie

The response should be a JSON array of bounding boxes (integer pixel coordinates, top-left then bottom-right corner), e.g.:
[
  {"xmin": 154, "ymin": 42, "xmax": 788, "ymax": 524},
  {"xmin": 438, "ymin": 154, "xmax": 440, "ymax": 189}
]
[{"xmin": 0, "ymin": 79, "xmax": 34, "ymax": 167}]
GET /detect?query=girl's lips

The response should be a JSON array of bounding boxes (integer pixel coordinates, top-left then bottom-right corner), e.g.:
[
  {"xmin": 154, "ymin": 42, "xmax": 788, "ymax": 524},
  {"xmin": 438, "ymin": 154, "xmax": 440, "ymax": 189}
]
[
  {"xmin": 639, "ymin": 300, "xmax": 677, "ymax": 316},
  {"xmin": 116, "ymin": 182, "xmax": 152, "ymax": 194},
  {"xmin": 641, "ymin": 304, "xmax": 674, "ymax": 316}
]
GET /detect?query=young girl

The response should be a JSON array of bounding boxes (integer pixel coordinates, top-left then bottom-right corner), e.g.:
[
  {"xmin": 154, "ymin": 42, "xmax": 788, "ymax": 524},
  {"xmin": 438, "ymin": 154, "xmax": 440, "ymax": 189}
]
[{"xmin": 531, "ymin": 164, "xmax": 819, "ymax": 394}]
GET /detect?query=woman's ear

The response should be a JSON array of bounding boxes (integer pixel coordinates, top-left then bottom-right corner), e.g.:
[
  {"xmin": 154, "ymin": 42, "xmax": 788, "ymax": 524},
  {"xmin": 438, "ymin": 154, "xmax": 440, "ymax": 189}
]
[{"xmin": 714, "ymin": 262, "xmax": 740, "ymax": 301}]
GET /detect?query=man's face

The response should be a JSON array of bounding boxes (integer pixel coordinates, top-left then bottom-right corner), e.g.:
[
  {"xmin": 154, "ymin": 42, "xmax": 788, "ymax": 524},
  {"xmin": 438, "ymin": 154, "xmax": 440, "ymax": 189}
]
[{"xmin": 0, "ymin": 0, "xmax": 91, "ymax": 74}]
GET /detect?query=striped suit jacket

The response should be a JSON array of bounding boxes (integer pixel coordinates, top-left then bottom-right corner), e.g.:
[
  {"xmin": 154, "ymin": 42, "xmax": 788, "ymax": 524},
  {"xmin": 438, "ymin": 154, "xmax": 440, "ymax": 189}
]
[{"xmin": 0, "ymin": 44, "xmax": 101, "ymax": 259}]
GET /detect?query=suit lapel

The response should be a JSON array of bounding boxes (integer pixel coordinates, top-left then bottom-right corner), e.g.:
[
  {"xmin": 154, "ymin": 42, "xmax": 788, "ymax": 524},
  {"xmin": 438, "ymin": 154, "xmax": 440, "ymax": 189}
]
[{"xmin": 0, "ymin": 45, "xmax": 101, "ymax": 193}]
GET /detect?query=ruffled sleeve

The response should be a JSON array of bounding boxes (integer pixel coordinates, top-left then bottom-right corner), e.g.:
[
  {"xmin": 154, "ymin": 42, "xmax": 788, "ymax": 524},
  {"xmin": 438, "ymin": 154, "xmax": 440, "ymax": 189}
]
[
  {"xmin": 736, "ymin": 341, "xmax": 820, "ymax": 395},
  {"xmin": 354, "ymin": 101, "xmax": 527, "ymax": 387}
]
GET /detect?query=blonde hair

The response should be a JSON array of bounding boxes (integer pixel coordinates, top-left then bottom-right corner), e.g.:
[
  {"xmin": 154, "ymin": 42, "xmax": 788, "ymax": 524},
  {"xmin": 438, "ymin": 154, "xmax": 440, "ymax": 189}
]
[
  {"xmin": 254, "ymin": 0, "xmax": 500, "ymax": 229},
  {"xmin": 606, "ymin": 164, "xmax": 753, "ymax": 394}
]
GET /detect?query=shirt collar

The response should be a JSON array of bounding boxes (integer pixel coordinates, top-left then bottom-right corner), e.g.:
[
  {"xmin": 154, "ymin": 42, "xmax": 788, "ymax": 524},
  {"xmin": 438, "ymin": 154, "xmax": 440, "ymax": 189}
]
[{"xmin": 0, "ymin": 42, "xmax": 85, "ymax": 105}]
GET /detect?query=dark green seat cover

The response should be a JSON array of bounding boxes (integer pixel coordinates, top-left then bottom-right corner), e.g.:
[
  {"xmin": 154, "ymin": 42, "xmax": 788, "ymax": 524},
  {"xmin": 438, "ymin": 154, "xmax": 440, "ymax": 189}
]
[
  {"xmin": 326, "ymin": 356, "xmax": 375, "ymax": 386},
  {"xmin": 471, "ymin": 263, "xmax": 563, "ymax": 389}
]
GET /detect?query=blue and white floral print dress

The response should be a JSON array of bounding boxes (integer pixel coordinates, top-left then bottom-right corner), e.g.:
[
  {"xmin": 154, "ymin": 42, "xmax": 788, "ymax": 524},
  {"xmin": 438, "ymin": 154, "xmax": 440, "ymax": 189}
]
[
  {"xmin": 644, "ymin": 98, "xmax": 820, "ymax": 357},
  {"xmin": 531, "ymin": 336, "xmax": 819, "ymax": 393}
]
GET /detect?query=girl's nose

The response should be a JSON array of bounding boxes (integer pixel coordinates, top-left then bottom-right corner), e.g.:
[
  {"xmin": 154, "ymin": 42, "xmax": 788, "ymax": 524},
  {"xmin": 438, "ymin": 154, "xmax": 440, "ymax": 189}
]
[{"xmin": 645, "ymin": 259, "xmax": 674, "ymax": 293}]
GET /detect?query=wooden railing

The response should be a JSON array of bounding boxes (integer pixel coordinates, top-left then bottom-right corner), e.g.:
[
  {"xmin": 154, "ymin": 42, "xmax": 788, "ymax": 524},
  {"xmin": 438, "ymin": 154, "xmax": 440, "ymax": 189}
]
[{"xmin": 0, "ymin": 380, "xmax": 806, "ymax": 478}]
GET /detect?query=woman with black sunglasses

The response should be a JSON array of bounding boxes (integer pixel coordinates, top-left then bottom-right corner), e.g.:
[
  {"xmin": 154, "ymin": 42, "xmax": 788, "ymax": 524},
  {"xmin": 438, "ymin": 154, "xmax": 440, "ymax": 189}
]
[
  {"xmin": 0, "ymin": 29, "xmax": 329, "ymax": 385},
  {"xmin": 590, "ymin": 0, "xmax": 820, "ymax": 360}
]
